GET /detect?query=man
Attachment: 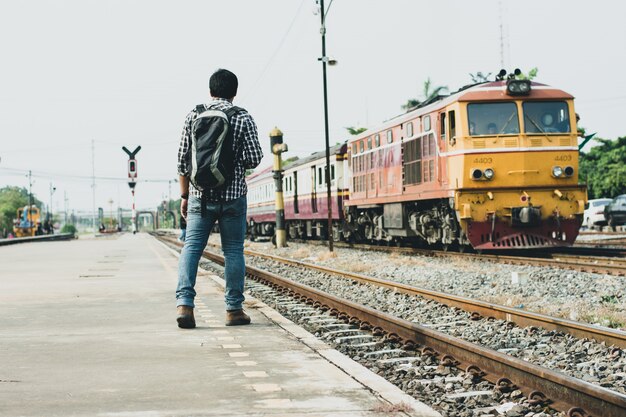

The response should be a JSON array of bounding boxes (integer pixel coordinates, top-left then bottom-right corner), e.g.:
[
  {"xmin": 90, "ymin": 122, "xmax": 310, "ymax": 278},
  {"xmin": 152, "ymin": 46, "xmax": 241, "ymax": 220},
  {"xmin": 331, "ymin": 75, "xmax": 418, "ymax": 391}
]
[{"xmin": 176, "ymin": 69, "xmax": 263, "ymax": 329}]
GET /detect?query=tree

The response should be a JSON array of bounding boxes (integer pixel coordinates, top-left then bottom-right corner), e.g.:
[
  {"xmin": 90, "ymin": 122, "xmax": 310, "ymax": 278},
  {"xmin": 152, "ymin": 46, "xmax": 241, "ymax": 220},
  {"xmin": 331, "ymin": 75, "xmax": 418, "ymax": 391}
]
[
  {"xmin": 402, "ymin": 77, "xmax": 449, "ymax": 111},
  {"xmin": 0, "ymin": 186, "xmax": 43, "ymax": 237},
  {"xmin": 579, "ymin": 136, "xmax": 626, "ymax": 199},
  {"xmin": 345, "ymin": 127, "xmax": 367, "ymax": 136},
  {"xmin": 283, "ymin": 156, "xmax": 299, "ymax": 167},
  {"xmin": 516, "ymin": 67, "xmax": 539, "ymax": 80},
  {"xmin": 469, "ymin": 71, "xmax": 492, "ymax": 83}
]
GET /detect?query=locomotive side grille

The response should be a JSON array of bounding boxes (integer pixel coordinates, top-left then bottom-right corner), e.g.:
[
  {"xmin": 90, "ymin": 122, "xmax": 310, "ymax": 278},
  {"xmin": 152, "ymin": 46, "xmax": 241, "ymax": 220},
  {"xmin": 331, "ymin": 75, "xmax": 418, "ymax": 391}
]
[
  {"xmin": 504, "ymin": 138, "xmax": 518, "ymax": 147},
  {"xmin": 529, "ymin": 138, "xmax": 542, "ymax": 147},
  {"xmin": 473, "ymin": 140, "xmax": 486, "ymax": 149},
  {"xmin": 559, "ymin": 137, "xmax": 571, "ymax": 146}
]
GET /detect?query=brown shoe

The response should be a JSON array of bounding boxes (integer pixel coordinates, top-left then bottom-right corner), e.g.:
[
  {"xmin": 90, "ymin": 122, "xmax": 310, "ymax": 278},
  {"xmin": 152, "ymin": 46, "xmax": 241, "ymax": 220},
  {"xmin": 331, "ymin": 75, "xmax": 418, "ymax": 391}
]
[
  {"xmin": 226, "ymin": 309, "xmax": 251, "ymax": 326},
  {"xmin": 177, "ymin": 305, "xmax": 196, "ymax": 329}
]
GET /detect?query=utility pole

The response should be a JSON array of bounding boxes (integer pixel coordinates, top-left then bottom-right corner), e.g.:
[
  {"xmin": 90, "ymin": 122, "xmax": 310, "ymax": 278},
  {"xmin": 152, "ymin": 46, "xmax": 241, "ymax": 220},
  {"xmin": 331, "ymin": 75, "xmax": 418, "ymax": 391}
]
[
  {"xmin": 64, "ymin": 191, "xmax": 69, "ymax": 225},
  {"xmin": 27, "ymin": 170, "xmax": 33, "ymax": 229},
  {"xmin": 319, "ymin": 0, "xmax": 334, "ymax": 252},
  {"xmin": 168, "ymin": 179, "xmax": 172, "ymax": 212},
  {"xmin": 49, "ymin": 182, "xmax": 56, "ymax": 224},
  {"xmin": 91, "ymin": 139, "xmax": 97, "ymax": 234}
]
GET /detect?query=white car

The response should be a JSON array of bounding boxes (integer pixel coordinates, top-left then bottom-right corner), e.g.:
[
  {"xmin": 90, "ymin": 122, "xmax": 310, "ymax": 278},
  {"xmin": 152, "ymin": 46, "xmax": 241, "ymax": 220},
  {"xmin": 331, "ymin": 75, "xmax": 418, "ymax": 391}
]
[{"xmin": 584, "ymin": 198, "xmax": 612, "ymax": 229}]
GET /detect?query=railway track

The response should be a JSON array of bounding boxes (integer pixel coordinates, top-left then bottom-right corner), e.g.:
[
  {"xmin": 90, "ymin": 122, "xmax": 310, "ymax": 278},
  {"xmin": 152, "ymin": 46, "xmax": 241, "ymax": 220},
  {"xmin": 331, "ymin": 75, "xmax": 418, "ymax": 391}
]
[
  {"xmin": 155, "ymin": 233, "xmax": 626, "ymax": 416},
  {"xmin": 276, "ymin": 238, "xmax": 626, "ymax": 276},
  {"xmin": 212, "ymin": 240, "xmax": 626, "ymax": 349}
]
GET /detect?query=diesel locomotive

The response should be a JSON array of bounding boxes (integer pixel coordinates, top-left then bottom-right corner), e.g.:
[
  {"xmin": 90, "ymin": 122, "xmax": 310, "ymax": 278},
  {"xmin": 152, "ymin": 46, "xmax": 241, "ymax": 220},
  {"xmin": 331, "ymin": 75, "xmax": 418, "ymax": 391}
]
[{"xmin": 247, "ymin": 73, "xmax": 586, "ymax": 250}]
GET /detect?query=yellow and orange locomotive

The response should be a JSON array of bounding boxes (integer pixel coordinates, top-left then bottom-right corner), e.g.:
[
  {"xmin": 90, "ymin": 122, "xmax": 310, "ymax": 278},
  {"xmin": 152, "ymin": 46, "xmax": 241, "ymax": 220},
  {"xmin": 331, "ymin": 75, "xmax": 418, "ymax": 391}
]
[{"xmin": 247, "ymin": 71, "xmax": 586, "ymax": 250}]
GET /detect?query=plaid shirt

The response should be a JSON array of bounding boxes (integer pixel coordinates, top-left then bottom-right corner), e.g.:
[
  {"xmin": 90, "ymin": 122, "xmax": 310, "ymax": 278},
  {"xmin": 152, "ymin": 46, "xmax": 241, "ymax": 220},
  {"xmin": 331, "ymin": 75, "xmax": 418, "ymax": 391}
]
[{"xmin": 177, "ymin": 98, "xmax": 263, "ymax": 202}]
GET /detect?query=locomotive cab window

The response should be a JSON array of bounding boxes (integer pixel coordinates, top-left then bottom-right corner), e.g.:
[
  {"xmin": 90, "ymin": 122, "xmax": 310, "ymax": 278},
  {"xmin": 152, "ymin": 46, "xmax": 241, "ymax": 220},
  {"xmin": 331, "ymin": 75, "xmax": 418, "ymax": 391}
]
[
  {"xmin": 440, "ymin": 113, "xmax": 446, "ymax": 140},
  {"xmin": 523, "ymin": 101, "xmax": 570, "ymax": 134},
  {"xmin": 448, "ymin": 110, "xmax": 456, "ymax": 139},
  {"xmin": 467, "ymin": 102, "xmax": 519, "ymax": 135}
]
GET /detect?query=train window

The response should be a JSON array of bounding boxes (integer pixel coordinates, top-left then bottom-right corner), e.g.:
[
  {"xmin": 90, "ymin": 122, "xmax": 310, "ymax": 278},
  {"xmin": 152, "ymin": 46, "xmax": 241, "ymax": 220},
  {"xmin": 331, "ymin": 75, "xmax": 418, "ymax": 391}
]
[
  {"xmin": 352, "ymin": 143, "xmax": 357, "ymax": 155},
  {"xmin": 367, "ymin": 137, "xmax": 372, "ymax": 149},
  {"xmin": 359, "ymin": 141, "xmax": 364, "ymax": 153},
  {"xmin": 375, "ymin": 134, "xmax": 380, "ymax": 147},
  {"xmin": 423, "ymin": 115, "xmax": 431, "ymax": 132},
  {"xmin": 440, "ymin": 113, "xmax": 446, "ymax": 140},
  {"xmin": 467, "ymin": 102, "xmax": 519, "ymax": 135},
  {"xmin": 331, "ymin": 164, "xmax": 335, "ymax": 181},
  {"xmin": 449, "ymin": 110, "xmax": 456, "ymax": 139},
  {"xmin": 318, "ymin": 167, "xmax": 323, "ymax": 185},
  {"xmin": 406, "ymin": 122, "xmax": 413, "ymax": 138},
  {"xmin": 386, "ymin": 130, "xmax": 393, "ymax": 143},
  {"xmin": 523, "ymin": 101, "xmax": 570, "ymax": 133},
  {"xmin": 428, "ymin": 133, "xmax": 436, "ymax": 157}
]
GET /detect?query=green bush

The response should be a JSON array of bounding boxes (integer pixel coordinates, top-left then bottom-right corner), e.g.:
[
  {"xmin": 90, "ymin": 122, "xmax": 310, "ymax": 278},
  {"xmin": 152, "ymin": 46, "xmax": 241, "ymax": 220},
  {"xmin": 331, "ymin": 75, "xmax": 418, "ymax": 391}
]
[{"xmin": 61, "ymin": 224, "xmax": 77, "ymax": 235}]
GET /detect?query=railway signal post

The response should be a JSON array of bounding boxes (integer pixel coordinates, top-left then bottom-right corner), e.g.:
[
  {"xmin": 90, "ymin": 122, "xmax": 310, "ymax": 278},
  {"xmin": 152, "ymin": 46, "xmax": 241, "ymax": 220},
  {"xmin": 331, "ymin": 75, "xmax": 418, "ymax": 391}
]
[
  {"xmin": 270, "ymin": 127, "xmax": 288, "ymax": 248},
  {"xmin": 122, "ymin": 146, "xmax": 141, "ymax": 233}
]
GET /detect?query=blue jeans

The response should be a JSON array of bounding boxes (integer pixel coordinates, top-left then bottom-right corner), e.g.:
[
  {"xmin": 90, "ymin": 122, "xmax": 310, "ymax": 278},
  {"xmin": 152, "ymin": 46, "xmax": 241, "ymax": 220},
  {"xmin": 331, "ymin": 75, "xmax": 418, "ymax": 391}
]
[{"xmin": 176, "ymin": 195, "xmax": 247, "ymax": 310}]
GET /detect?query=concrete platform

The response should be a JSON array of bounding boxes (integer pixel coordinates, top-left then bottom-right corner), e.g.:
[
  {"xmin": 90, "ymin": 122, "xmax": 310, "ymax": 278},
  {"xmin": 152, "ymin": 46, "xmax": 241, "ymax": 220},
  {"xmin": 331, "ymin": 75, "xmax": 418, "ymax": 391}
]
[{"xmin": 0, "ymin": 233, "xmax": 439, "ymax": 417}]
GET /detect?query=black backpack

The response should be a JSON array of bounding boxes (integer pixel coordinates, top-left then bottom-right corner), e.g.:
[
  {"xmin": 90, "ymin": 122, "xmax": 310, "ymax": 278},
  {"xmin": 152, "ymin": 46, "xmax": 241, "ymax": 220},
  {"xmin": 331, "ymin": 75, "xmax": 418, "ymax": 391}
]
[{"xmin": 189, "ymin": 104, "xmax": 242, "ymax": 192}]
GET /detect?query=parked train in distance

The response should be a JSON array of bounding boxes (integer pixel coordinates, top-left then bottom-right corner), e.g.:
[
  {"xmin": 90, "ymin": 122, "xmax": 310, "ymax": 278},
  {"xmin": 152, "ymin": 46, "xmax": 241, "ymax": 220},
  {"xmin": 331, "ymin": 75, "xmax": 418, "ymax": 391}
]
[
  {"xmin": 13, "ymin": 205, "xmax": 41, "ymax": 237},
  {"xmin": 247, "ymin": 70, "xmax": 587, "ymax": 250}
]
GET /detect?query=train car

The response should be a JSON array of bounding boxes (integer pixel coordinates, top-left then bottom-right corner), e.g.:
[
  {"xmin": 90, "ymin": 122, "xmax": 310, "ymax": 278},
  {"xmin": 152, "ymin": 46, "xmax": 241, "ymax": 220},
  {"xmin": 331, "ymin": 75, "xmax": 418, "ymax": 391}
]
[
  {"xmin": 246, "ymin": 143, "xmax": 349, "ymax": 241},
  {"xmin": 343, "ymin": 73, "xmax": 586, "ymax": 249},
  {"xmin": 13, "ymin": 205, "xmax": 41, "ymax": 237}
]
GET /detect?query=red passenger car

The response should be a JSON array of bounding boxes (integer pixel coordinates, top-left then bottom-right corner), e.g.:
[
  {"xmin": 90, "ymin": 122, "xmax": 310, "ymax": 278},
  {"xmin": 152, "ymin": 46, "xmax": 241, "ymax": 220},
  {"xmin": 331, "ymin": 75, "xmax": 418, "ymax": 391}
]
[{"xmin": 247, "ymin": 143, "xmax": 348, "ymax": 240}]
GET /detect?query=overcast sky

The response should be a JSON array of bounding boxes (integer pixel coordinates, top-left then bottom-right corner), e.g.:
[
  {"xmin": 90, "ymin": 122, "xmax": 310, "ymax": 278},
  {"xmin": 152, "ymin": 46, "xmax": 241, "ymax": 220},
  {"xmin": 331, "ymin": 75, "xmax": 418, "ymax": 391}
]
[{"xmin": 1, "ymin": 0, "xmax": 625, "ymax": 212}]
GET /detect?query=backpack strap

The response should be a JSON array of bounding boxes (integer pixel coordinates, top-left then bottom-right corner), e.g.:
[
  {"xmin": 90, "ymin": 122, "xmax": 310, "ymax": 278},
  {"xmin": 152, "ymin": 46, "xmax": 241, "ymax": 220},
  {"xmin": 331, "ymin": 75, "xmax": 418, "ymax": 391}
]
[
  {"xmin": 224, "ymin": 106, "xmax": 243, "ymax": 120},
  {"xmin": 195, "ymin": 104, "xmax": 207, "ymax": 114}
]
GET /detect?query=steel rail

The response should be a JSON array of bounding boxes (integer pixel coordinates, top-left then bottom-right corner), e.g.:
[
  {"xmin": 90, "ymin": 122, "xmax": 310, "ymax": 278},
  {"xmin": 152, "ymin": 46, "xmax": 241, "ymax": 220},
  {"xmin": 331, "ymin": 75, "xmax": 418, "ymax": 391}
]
[
  {"xmin": 277, "ymin": 238, "xmax": 626, "ymax": 276},
  {"xmin": 203, "ymin": 239, "xmax": 626, "ymax": 349},
  {"xmin": 155, "ymin": 234, "xmax": 626, "ymax": 417},
  {"xmin": 156, "ymin": 234, "xmax": 626, "ymax": 348},
  {"xmin": 0, "ymin": 233, "xmax": 75, "ymax": 246}
]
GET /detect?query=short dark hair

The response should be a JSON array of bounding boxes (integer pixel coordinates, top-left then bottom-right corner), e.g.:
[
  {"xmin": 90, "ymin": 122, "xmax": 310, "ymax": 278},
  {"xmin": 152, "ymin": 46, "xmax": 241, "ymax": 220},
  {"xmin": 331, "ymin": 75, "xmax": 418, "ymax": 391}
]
[{"xmin": 209, "ymin": 69, "xmax": 238, "ymax": 99}]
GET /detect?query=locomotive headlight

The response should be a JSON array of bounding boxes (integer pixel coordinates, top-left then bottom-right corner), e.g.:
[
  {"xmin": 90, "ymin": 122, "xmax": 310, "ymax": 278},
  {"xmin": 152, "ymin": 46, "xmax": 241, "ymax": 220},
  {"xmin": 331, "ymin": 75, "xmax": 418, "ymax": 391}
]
[
  {"xmin": 471, "ymin": 168, "xmax": 483, "ymax": 180},
  {"xmin": 483, "ymin": 168, "xmax": 495, "ymax": 180},
  {"xmin": 552, "ymin": 166, "xmax": 564, "ymax": 178},
  {"xmin": 506, "ymin": 79, "xmax": 531, "ymax": 96},
  {"xmin": 564, "ymin": 166, "xmax": 574, "ymax": 177}
]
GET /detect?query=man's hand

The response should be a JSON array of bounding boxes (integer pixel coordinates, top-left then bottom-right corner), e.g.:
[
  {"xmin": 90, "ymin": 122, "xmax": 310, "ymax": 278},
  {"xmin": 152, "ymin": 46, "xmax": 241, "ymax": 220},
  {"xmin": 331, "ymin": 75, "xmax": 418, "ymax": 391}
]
[{"xmin": 180, "ymin": 199, "xmax": 188, "ymax": 220}]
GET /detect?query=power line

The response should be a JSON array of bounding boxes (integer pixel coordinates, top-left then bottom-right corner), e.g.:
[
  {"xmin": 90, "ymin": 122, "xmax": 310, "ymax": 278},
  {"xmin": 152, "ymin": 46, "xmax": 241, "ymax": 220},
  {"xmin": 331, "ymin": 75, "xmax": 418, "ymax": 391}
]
[
  {"xmin": 0, "ymin": 167, "xmax": 175, "ymax": 183},
  {"xmin": 240, "ymin": 0, "xmax": 306, "ymax": 104}
]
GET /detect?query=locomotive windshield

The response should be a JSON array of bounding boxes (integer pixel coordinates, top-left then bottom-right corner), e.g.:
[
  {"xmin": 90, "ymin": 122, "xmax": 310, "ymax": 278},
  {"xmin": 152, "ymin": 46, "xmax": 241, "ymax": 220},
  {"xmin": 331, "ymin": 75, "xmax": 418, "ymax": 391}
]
[
  {"xmin": 467, "ymin": 102, "xmax": 519, "ymax": 136},
  {"xmin": 522, "ymin": 101, "xmax": 570, "ymax": 134}
]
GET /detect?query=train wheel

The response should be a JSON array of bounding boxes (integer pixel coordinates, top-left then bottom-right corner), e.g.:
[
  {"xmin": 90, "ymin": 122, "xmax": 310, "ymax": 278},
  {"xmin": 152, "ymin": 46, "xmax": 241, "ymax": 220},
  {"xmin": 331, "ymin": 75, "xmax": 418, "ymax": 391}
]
[{"xmin": 332, "ymin": 226, "xmax": 341, "ymax": 242}]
